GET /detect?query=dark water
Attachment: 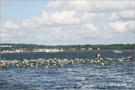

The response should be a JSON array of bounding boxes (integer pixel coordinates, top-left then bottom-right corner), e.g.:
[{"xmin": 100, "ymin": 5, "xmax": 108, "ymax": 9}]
[{"xmin": 0, "ymin": 50, "xmax": 135, "ymax": 89}]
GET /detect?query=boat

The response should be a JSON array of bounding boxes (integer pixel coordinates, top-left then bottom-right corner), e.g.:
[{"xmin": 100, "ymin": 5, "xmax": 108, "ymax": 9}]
[
  {"xmin": 113, "ymin": 50, "xmax": 122, "ymax": 53},
  {"xmin": 95, "ymin": 54, "xmax": 102, "ymax": 58},
  {"xmin": 46, "ymin": 49, "xmax": 61, "ymax": 53},
  {"xmin": 1, "ymin": 51, "xmax": 5, "ymax": 54},
  {"xmin": 127, "ymin": 56, "xmax": 133, "ymax": 59},
  {"xmin": 46, "ymin": 51, "xmax": 61, "ymax": 53}
]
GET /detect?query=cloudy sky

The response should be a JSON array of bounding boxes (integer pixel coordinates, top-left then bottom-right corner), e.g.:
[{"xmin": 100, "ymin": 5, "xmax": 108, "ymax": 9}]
[{"xmin": 1, "ymin": 0, "xmax": 134, "ymax": 45}]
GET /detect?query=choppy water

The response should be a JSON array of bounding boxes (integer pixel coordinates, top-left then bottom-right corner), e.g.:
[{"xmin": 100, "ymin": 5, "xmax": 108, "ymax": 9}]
[{"xmin": 0, "ymin": 50, "xmax": 135, "ymax": 89}]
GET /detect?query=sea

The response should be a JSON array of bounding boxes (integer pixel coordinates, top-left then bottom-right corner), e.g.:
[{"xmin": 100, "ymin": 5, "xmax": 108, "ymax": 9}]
[{"xmin": 0, "ymin": 50, "xmax": 135, "ymax": 89}]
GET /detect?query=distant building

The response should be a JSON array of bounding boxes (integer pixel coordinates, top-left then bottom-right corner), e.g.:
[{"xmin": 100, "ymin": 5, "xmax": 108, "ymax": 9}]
[
  {"xmin": 81, "ymin": 48, "xmax": 85, "ymax": 51},
  {"xmin": 71, "ymin": 48, "xmax": 75, "ymax": 51},
  {"xmin": 1, "ymin": 45, "xmax": 5, "ymax": 47},
  {"xmin": 9, "ymin": 45, "xmax": 12, "ymax": 47},
  {"xmin": 88, "ymin": 48, "xmax": 92, "ymax": 50},
  {"xmin": 38, "ymin": 49, "xmax": 46, "ymax": 52},
  {"xmin": 5, "ymin": 45, "xmax": 8, "ymax": 47},
  {"xmin": 60, "ymin": 48, "xmax": 64, "ymax": 51},
  {"xmin": 0, "ymin": 45, "xmax": 12, "ymax": 47}
]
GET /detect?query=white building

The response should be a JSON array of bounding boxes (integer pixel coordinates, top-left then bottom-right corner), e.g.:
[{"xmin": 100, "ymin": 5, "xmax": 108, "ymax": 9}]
[
  {"xmin": 81, "ymin": 48, "xmax": 85, "ymax": 51},
  {"xmin": 88, "ymin": 48, "xmax": 92, "ymax": 50}
]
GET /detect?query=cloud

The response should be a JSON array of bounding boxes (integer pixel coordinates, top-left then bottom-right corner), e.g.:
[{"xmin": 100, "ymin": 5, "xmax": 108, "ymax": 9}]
[
  {"xmin": 103, "ymin": 21, "xmax": 134, "ymax": 36},
  {"xmin": 21, "ymin": 10, "xmax": 80, "ymax": 29},
  {"xmin": 21, "ymin": 10, "xmax": 106, "ymax": 29},
  {"xmin": 45, "ymin": 1, "xmax": 134, "ymax": 12},
  {"xmin": 21, "ymin": 16, "xmax": 41, "ymax": 29},
  {"xmin": 35, "ymin": 32, "xmax": 82, "ymax": 44},
  {"xmin": 108, "ymin": 10, "xmax": 134, "ymax": 22},
  {"xmin": 125, "ymin": 21, "xmax": 134, "ymax": 32},
  {"xmin": 1, "ymin": 21, "xmax": 27, "ymax": 41},
  {"xmin": 2, "ymin": 21, "xmax": 20, "ymax": 30},
  {"xmin": 1, "ymin": 29, "xmax": 27, "ymax": 43},
  {"xmin": 106, "ymin": 21, "xmax": 127, "ymax": 33},
  {"xmin": 49, "ymin": 10, "xmax": 80, "ymax": 24},
  {"xmin": 46, "ymin": 0, "xmax": 65, "ymax": 10},
  {"xmin": 39, "ymin": 27, "xmax": 62, "ymax": 34},
  {"xmin": 77, "ymin": 24, "xmax": 99, "ymax": 37},
  {"xmin": 1, "ymin": 30, "xmax": 26, "ymax": 38},
  {"xmin": 1, "ymin": 0, "xmax": 134, "ymax": 44}
]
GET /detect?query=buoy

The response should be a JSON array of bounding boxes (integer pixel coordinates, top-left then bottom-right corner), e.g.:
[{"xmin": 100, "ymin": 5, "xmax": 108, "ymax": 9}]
[
  {"xmin": 61, "ymin": 64, "xmax": 64, "ymax": 67},
  {"xmin": 17, "ymin": 64, "xmax": 19, "ymax": 67},
  {"xmin": 102, "ymin": 63, "xmax": 104, "ymax": 66},
  {"xmin": 97, "ymin": 60, "xmax": 100, "ymax": 62},
  {"xmin": 45, "ymin": 66, "xmax": 49, "ymax": 69},
  {"xmin": 3, "ymin": 63, "xmax": 6, "ymax": 66},
  {"xmin": 82, "ymin": 78, "xmax": 85, "ymax": 81},
  {"xmin": 69, "ymin": 69, "xmax": 71, "ymax": 72}
]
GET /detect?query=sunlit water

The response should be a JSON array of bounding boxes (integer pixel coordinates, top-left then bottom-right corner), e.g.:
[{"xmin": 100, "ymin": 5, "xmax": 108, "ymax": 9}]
[{"xmin": 0, "ymin": 50, "xmax": 135, "ymax": 89}]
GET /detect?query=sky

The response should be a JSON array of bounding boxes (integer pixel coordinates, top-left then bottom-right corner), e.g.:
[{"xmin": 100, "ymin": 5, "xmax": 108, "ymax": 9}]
[{"xmin": 1, "ymin": 0, "xmax": 135, "ymax": 45}]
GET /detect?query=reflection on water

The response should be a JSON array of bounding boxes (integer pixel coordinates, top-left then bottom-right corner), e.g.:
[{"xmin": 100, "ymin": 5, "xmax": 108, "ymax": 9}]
[{"xmin": 0, "ymin": 50, "xmax": 135, "ymax": 89}]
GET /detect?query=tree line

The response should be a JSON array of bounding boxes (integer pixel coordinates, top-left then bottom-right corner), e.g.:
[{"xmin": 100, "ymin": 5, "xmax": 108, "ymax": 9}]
[{"xmin": 0, "ymin": 43, "xmax": 134, "ymax": 51}]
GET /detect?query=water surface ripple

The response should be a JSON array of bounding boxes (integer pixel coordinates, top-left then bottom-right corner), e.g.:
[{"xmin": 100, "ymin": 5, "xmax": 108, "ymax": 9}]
[{"xmin": 0, "ymin": 50, "xmax": 135, "ymax": 89}]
